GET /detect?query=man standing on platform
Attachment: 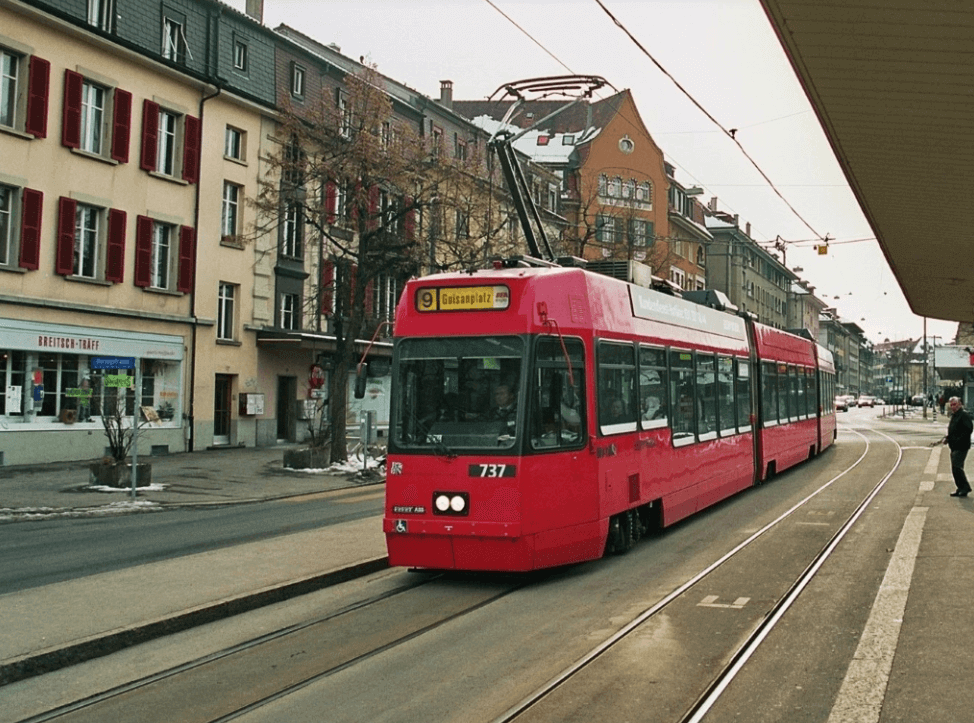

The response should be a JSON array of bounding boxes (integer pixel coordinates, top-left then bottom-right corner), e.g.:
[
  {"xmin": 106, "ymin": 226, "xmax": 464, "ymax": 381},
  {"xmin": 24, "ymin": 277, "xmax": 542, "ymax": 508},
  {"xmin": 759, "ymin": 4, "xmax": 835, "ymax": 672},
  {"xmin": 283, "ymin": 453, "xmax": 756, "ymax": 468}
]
[{"xmin": 943, "ymin": 396, "xmax": 973, "ymax": 497}]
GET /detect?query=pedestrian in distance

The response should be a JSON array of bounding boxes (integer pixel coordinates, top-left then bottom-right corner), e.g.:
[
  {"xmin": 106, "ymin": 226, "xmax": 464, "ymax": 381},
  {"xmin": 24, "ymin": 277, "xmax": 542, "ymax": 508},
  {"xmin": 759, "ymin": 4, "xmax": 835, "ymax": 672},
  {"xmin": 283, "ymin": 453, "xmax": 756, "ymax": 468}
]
[{"xmin": 942, "ymin": 396, "xmax": 973, "ymax": 497}]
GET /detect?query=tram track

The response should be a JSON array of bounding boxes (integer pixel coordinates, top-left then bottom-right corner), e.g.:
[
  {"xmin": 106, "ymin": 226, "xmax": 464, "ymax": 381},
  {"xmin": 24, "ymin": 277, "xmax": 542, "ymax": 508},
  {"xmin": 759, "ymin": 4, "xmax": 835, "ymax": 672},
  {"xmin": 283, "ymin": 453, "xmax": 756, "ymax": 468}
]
[
  {"xmin": 17, "ymin": 425, "xmax": 914, "ymax": 723},
  {"xmin": 20, "ymin": 572, "xmax": 534, "ymax": 723},
  {"xmin": 493, "ymin": 426, "xmax": 903, "ymax": 723}
]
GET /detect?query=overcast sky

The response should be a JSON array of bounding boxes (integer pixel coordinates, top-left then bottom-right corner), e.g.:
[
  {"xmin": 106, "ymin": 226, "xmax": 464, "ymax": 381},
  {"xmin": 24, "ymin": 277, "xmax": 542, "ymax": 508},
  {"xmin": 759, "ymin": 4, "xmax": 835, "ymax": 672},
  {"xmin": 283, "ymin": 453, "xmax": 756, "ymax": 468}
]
[{"xmin": 239, "ymin": 0, "xmax": 958, "ymax": 346}]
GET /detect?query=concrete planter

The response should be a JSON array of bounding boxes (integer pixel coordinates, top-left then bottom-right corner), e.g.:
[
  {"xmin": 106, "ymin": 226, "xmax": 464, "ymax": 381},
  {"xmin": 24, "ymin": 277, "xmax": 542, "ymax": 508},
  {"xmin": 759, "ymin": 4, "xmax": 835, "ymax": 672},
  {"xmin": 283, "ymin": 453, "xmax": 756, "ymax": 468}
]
[
  {"xmin": 88, "ymin": 462, "xmax": 153, "ymax": 487},
  {"xmin": 282, "ymin": 446, "xmax": 331, "ymax": 470}
]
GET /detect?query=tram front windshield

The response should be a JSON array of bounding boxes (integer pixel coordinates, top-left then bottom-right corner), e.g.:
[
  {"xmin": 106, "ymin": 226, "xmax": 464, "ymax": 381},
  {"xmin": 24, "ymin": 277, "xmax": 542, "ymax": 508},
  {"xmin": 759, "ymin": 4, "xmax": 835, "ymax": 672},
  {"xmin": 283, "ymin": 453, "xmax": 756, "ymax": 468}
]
[{"xmin": 393, "ymin": 336, "xmax": 524, "ymax": 452}]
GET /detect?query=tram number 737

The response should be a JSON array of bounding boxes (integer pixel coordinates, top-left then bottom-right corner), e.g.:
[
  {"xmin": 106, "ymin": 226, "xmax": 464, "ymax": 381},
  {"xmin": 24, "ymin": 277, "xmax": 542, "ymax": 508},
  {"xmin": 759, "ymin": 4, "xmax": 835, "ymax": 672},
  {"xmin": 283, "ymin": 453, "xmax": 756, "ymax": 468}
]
[{"xmin": 469, "ymin": 464, "xmax": 517, "ymax": 478}]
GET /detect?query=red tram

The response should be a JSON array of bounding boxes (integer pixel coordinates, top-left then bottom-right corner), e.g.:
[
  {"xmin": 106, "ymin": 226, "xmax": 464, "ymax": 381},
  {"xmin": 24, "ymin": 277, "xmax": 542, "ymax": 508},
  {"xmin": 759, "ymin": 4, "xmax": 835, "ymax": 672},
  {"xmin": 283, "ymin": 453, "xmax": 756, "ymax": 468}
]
[{"xmin": 382, "ymin": 264, "xmax": 836, "ymax": 572}]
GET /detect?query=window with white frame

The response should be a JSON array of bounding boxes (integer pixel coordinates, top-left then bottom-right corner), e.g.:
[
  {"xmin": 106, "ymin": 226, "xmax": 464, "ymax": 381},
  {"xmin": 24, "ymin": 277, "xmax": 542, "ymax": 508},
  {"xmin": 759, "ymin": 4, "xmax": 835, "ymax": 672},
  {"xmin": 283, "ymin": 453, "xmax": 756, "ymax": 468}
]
[
  {"xmin": 336, "ymin": 89, "xmax": 351, "ymax": 137},
  {"xmin": 140, "ymin": 100, "xmax": 200, "ymax": 182},
  {"xmin": 224, "ymin": 126, "xmax": 244, "ymax": 160},
  {"xmin": 162, "ymin": 16, "xmax": 187, "ymax": 64},
  {"xmin": 73, "ymin": 203, "xmax": 101, "ymax": 279},
  {"xmin": 0, "ymin": 49, "xmax": 17, "ymax": 128},
  {"xmin": 670, "ymin": 267, "xmax": 686, "ymax": 289},
  {"xmin": 595, "ymin": 214, "xmax": 617, "ymax": 245},
  {"xmin": 279, "ymin": 292, "xmax": 300, "ymax": 330},
  {"xmin": 233, "ymin": 40, "xmax": 247, "ymax": 71},
  {"xmin": 79, "ymin": 81, "xmax": 105, "ymax": 154},
  {"xmin": 291, "ymin": 63, "xmax": 304, "ymax": 98},
  {"xmin": 631, "ymin": 219, "xmax": 652, "ymax": 247},
  {"xmin": 597, "ymin": 174, "xmax": 607, "ymax": 196},
  {"xmin": 217, "ymin": 282, "xmax": 236, "ymax": 340},
  {"xmin": 150, "ymin": 222, "xmax": 174, "ymax": 290},
  {"xmin": 635, "ymin": 181, "xmax": 652, "ymax": 206},
  {"xmin": 607, "ymin": 177, "xmax": 622, "ymax": 198},
  {"xmin": 87, "ymin": 0, "xmax": 114, "ymax": 32},
  {"xmin": 157, "ymin": 108, "xmax": 178, "ymax": 176},
  {"xmin": 454, "ymin": 208, "xmax": 469, "ymax": 239},
  {"xmin": 280, "ymin": 202, "xmax": 302, "ymax": 258},
  {"xmin": 222, "ymin": 181, "xmax": 240, "ymax": 239}
]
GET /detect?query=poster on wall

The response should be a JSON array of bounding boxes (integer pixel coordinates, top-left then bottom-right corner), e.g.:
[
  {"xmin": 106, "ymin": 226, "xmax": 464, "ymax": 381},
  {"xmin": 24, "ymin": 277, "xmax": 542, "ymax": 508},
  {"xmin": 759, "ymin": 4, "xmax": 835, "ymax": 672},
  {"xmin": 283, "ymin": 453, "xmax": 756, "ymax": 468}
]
[{"xmin": 6, "ymin": 385, "xmax": 22, "ymax": 413}]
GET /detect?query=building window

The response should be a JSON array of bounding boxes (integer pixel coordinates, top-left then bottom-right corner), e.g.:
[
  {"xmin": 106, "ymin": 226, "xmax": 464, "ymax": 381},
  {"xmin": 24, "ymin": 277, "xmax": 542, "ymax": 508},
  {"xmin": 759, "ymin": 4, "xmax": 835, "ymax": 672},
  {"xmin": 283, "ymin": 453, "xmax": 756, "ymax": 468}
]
[
  {"xmin": 607, "ymin": 177, "xmax": 622, "ymax": 198},
  {"xmin": 134, "ymin": 215, "xmax": 194, "ymax": 292},
  {"xmin": 140, "ymin": 100, "xmax": 200, "ymax": 183},
  {"xmin": 73, "ymin": 204, "xmax": 101, "ymax": 279},
  {"xmin": 291, "ymin": 63, "xmax": 305, "ymax": 98},
  {"xmin": 280, "ymin": 203, "xmax": 302, "ymax": 258},
  {"xmin": 454, "ymin": 208, "xmax": 469, "ymax": 240},
  {"xmin": 597, "ymin": 174, "xmax": 607, "ymax": 196},
  {"xmin": 218, "ymin": 282, "xmax": 236, "ymax": 340},
  {"xmin": 157, "ymin": 109, "xmax": 178, "ymax": 175},
  {"xmin": 56, "ymin": 199, "xmax": 125, "ymax": 282},
  {"xmin": 222, "ymin": 182, "xmax": 240, "ymax": 239},
  {"xmin": 62, "ymin": 71, "xmax": 131, "ymax": 162},
  {"xmin": 454, "ymin": 134, "xmax": 466, "ymax": 161},
  {"xmin": 336, "ymin": 89, "xmax": 351, "ymax": 138},
  {"xmin": 150, "ymin": 222, "xmax": 174, "ymax": 289},
  {"xmin": 0, "ymin": 185, "xmax": 42, "ymax": 270},
  {"xmin": 0, "ymin": 185, "xmax": 11, "ymax": 266},
  {"xmin": 224, "ymin": 125, "xmax": 244, "ymax": 160},
  {"xmin": 233, "ymin": 40, "xmax": 247, "ymax": 71},
  {"xmin": 595, "ymin": 214, "xmax": 617, "ymax": 245},
  {"xmin": 380, "ymin": 120, "xmax": 392, "ymax": 148},
  {"xmin": 279, "ymin": 292, "xmax": 300, "ymax": 330},
  {"xmin": 162, "ymin": 16, "xmax": 187, "ymax": 64},
  {"xmin": 630, "ymin": 219, "xmax": 653, "ymax": 247},
  {"xmin": 430, "ymin": 125, "xmax": 442, "ymax": 157},
  {"xmin": 79, "ymin": 81, "xmax": 105, "ymax": 155},
  {"xmin": 87, "ymin": 0, "xmax": 114, "ymax": 32},
  {"xmin": 1, "ymin": 47, "xmax": 49, "ymax": 138}
]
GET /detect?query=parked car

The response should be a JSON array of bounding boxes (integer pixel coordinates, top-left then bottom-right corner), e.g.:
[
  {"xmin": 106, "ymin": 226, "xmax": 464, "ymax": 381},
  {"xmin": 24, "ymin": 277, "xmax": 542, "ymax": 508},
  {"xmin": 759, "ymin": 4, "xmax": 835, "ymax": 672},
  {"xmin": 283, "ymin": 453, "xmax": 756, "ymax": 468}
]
[
  {"xmin": 911, "ymin": 394, "xmax": 926, "ymax": 406},
  {"xmin": 875, "ymin": 398, "xmax": 885, "ymax": 405},
  {"xmin": 835, "ymin": 396, "xmax": 849, "ymax": 412},
  {"xmin": 858, "ymin": 395, "xmax": 876, "ymax": 407}
]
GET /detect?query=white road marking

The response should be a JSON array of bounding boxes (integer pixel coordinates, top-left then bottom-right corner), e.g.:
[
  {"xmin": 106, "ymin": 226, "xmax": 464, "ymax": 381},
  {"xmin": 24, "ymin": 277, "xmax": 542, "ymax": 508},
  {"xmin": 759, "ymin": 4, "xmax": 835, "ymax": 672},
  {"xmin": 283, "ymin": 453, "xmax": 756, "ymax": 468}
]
[
  {"xmin": 924, "ymin": 446, "xmax": 941, "ymax": 477},
  {"xmin": 698, "ymin": 595, "xmax": 750, "ymax": 609},
  {"xmin": 827, "ymin": 505, "xmax": 928, "ymax": 723}
]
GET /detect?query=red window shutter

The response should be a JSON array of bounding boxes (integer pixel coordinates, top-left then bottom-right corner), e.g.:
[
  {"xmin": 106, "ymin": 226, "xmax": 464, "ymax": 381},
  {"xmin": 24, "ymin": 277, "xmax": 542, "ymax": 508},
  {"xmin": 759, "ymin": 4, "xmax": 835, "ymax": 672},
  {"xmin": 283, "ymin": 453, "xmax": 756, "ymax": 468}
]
[
  {"xmin": 181, "ymin": 115, "xmax": 201, "ymax": 183},
  {"xmin": 364, "ymin": 279, "xmax": 374, "ymax": 317},
  {"xmin": 134, "ymin": 215, "xmax": 153, "ymax": 287},
  {"xmin": 25, "ymin": 56, "xmax": 50, "ymax": 138},
  {"xmin": 18, "ymin": 189, "xmax": 43, "ymax": 270},
  {"xmin": 325, "ymin": 181, "xmax": 337, "ymax": 223},
  {"xmin": 404, "ymin": 196, "xmax": 415, "ymax": 240},
  {"xmin": 61, "ymin": 69, "xmax": 83, "ymax": 149},
  {"xmin": 110, "ymin": 89, "xmax": 132, "ymax": 163},
  {"xmin": 56, "ymin": 197, "xmax": 77, "ymax": 275},
  {"xmin": 367, "ymin": 185, "xmax": 380, "ymax": 231},
  {"xmin": 105, "ymin": 209, "xmax": 126, "ymax": 283},
  {"xmin": 177, "ymin": 225, "xmax": 195, "ymax": 293},
  {"xmin": 321, "ymin": 260, "xmax": 334, "ymax": 316},
  {"xmin": 139, "ymin": 99, "xmax": 159, "ymax": 171}
]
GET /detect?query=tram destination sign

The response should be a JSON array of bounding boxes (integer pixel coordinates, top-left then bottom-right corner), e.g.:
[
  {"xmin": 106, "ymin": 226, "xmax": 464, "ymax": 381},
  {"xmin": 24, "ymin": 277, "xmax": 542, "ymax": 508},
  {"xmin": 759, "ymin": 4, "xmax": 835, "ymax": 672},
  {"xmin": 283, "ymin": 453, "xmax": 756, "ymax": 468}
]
[
  {"xmin": 91, "ymin": 356, "xmax": 136, "ymax": 370},
  {"xmin": 415, "ymin": 285, "xmax": 511, "ymax": 312}
]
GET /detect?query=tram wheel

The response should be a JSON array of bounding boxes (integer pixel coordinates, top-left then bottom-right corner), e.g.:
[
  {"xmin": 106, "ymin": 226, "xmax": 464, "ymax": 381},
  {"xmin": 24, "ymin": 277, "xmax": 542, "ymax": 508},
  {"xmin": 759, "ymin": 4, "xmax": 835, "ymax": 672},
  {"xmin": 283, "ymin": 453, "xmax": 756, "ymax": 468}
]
[{"xmin": 609, "ymin": 510, "xmax": 636, "ymax": 555}]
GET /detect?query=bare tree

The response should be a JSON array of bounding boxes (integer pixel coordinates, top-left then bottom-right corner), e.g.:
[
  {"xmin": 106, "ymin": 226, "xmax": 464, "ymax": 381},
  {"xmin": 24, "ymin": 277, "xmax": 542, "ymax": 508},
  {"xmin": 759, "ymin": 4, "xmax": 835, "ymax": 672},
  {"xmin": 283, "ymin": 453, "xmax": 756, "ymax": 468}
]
[{"xmin": 253, "ymin": 65, "xmax": 515, "ymax": 461}]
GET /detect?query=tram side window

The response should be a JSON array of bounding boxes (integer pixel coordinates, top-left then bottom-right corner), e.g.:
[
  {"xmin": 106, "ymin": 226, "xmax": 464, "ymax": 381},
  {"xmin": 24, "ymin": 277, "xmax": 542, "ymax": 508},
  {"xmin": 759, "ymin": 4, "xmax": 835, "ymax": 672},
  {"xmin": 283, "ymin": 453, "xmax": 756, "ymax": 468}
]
[
  {"xmin": 762, "ymin": 361, "xmax": 778, "ymax": 426},
  {"xmin": 795, "ymin": 365, "xmax": 806, "ymax": 418},
  {"xmin": 698, "ymin": 354, "xmax": 718, "ymax": 440},
  {"xmin": 736, "ymin": 359, "xmax": 752, "ymax": 431},
  {"xmin": 670, "ymin": 350, "xmax": 695, "ymax": 444},
  {"xmin": 638, "ymin": 346, "xmax": 668, "ymax": 429},
  {"xmin": 778, "ymin": 364, "xmax": 792, "ymax": 421},
  {"xmin": 598, "ymin": 342, "xmax": 637, "ymax": 432},
  {"xmin": 717, "ymin": 356, "xmax": 736, "ymax": 435},
  {"xmin": 806, "ymin": 368, "xmax": 817, "ymax": 416},
  {"xmin": 530, "ymin": 338, "xmax": 585, "ymax": 451}
]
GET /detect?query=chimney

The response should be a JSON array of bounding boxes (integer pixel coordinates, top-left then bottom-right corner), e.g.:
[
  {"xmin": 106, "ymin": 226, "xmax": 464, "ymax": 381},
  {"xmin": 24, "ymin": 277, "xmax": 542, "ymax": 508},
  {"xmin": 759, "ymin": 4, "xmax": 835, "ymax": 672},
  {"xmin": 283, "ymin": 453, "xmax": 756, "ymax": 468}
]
[
  {"xmin": 708, "ymin": 196, "xmax": 718, "ymax": 212},
  {"xmin": 245, "ymin": 0, "xmax": 263, "ymax": 23},
  {"xmin": 439, "ymin": 80, "xmax": 453, "ymax": 110},
  {"xmin": 745, "ymin": 221, "xmax": 751, "ymax": 236}
]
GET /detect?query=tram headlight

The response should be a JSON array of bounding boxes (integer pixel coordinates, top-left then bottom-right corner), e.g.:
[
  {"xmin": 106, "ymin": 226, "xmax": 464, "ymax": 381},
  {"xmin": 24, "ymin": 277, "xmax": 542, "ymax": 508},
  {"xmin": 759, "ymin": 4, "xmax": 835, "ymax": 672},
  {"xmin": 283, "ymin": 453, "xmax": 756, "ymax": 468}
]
[{"xmin": 433, "ymin": 491, "xmax": 469, "ymax": 516}]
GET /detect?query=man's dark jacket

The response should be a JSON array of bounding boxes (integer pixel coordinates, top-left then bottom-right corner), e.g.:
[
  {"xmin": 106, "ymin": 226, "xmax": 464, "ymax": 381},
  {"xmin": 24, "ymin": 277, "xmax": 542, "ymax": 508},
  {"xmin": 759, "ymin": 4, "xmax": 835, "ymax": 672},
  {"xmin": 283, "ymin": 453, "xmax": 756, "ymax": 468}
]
[{"xmin": 947, "ymin": 407, "xmax": 973, "ymax": 451}]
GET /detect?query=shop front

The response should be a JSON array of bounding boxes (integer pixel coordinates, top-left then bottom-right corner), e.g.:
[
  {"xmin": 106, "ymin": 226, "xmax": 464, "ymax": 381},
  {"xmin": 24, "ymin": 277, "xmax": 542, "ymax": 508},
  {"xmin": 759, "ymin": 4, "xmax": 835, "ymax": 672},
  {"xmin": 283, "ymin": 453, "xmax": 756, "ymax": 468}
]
[{"xmin": 0, "ymin": 318, "xmax": 186, "ymax": 465}]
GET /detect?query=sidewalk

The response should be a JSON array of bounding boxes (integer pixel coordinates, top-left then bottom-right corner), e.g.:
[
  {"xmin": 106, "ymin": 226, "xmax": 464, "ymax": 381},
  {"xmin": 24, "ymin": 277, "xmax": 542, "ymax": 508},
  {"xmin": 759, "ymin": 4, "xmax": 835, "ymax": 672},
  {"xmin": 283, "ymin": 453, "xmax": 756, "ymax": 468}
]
[
  {"xmin": 0, "ymin": 444, "xmax": 384, "ymax": 521},
  {"xmin": 0, "ymin": 444, "xmax": 390, "ymax": 689}
]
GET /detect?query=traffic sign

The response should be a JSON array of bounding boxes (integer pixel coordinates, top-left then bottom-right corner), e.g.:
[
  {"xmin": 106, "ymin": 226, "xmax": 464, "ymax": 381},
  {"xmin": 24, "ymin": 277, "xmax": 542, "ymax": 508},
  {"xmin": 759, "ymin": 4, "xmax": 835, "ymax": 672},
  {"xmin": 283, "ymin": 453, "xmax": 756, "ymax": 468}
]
[{"xmin": 91, "ymin": 356, "xmax": 135, "ymax": 370}]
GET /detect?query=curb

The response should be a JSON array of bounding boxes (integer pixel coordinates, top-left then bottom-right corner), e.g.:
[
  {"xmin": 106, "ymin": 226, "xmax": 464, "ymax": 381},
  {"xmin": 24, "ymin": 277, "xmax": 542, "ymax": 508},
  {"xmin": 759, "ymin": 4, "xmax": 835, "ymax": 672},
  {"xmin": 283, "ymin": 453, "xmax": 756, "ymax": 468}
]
[{"xmin": 0, "ymin": 556, "xmax": 389, "ymax": 687}]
